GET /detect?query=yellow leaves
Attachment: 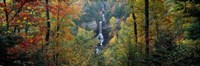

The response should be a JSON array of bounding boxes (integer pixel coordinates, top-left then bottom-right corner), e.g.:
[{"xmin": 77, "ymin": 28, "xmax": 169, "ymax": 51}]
[
  {"xmin": 104, "ymin": 37, "xmax": 127, "ymax": 65},
  {"xmin": 137, "ymin": 37, "xmax": 142, "ymax": 43},
  {"xmin": 51, "ymin": 0, "xmax": 61, "ymax": 4},
  {"xmin": 17, "ymin": 20, "xmax": 21, "ymax": 23},
  {"xmin": 118, "ymin": 17, "xmax": 136, "ymax": 44},
  {"xmin": 41, "ymin": 13, "xmax": 45, "ymax": 17},
  {"xmin": 109, "ymin": 32, "xmax": 117, "ymax": 45},
  {"xmin": 28, "ymin": 22, "xmax": 31, "ymax": 25},
  {"xmin": 104, "ymin": 49, "xmax": 111, "ymax": 57},
  {"xmin": 66, "ymin": 19, "xmax": 76, "ymax": 26},
  {"xmin": 120, "ymin": 21, "xmax": 125, "ymax": 28},
  {"xmin": 66, "ymin": 32, "xmax": 74, "ymax": 41},
  {"xmin": 63, "ymin": 27, "xmax": 74, "ymax": 41},
  {"xmin": 103, "ymin": 48, "xmax": 113, "ymax": 65},
  {"xmin": 69, "ymin": 4, "xmax": 82, "ymax": 19},
  {"xmin": 183, "ymin": 23, "xmax": 191, "ymax": 28},
  {"xmin": 116, "ymin": 45, "xmax": 126, "ymax": 55},
  {"xmin": 6, "ymin": 0, "xmax": 12, "ymax": 3},
  {"xmin": 182, "ymin": 39, "xmax": 197, "ymax": 45},
  {"xmin": 29, "ymin": 12, "xmax": 33, "ymax": 15},
  {"xmin": 60, "ymin": 26, "xmax": 96, "ymax": 66},
  {"xmin": 110, "ymin": 17, "xmax": 116, "ymax": 31},
  {"xmin": 66, "ymin": 0, "xmax": 83, "ymax": 19},
  {"xmin": 78, "ymin": 27, "xmax": 84, "ymax": 32},
  {"xmin": 126, "ymin": 14, "xmax": 134, "ymax": 25},
  {"xmin": 23, "ymin": 17, "xmax": 27, "ymax": 20},
  {"xmin": 76, "ymin": 27, "xmax": 97, "ymax": 44},
  {"xmin": 27, "ymin": 6, "xmax": 31, "ymax": 9},
  {"xmin": 0, "ymin": 8, "xmax": 3, "ymax": 11}
]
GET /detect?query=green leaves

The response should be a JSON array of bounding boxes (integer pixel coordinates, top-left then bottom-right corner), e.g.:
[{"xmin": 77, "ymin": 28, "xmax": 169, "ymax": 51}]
[{"xmin": 186, "ymin": 21, "xmax": 200, "ymax": 40}]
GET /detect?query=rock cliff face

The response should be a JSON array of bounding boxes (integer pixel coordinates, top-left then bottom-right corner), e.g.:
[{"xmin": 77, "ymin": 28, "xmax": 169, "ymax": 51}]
[{"xmin": 80, "ymin": 21, "xmax": 97, "ymax": 31}]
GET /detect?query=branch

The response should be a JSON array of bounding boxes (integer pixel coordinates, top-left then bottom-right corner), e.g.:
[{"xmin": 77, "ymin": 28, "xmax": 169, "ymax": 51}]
[{"xmin": 10, "ymin": 1, "xmax": 26, "ymax": 22}]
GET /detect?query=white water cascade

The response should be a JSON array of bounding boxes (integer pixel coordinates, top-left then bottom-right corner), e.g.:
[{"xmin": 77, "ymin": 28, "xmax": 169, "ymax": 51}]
[
  {"xmin": 97, "ymin": 21, "xmax": 104, "ymax": 46},
  {"xmin": 97, "ymin": 3, "xmax": 106, "ymax": 46},
  {"xmin": 95, "ymin": 1, "xmax": 106, "ymax": 55}
]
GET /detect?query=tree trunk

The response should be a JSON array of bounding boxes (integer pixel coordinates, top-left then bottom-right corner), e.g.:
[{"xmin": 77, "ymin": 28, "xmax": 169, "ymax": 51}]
[
  {"xmin": 144, "ymin": 0, "xmax": 150, "ymax": 65},
  {"xmin": 131, "ymin": 6, "xmax": 138, "ymax": 47},
  {"xmin": 127, "ymin": 1, "xmax": 138, "ymax": 66},
  {"xmin": 25, "ymin": 20, "xmax": 29, "ymax": 35},
  {"xmin": 45, "ymin": 0, "xmax": 50, "ymax": 46},
  {"xmin": 144, "ymin": 0, "xmax": 149, "ymax": 58},
  {"xmin": 55, "ymin": 1, "xmax": 61, "ymax": 65},
  {"xmin": 12, "ymin": 2, "xmax": 25, "ymax": 33},
  {"xmin": 45, "ymin": 0, "xmax": 50, "ymax": 65},
  {"xmin": 3, "ymin": 0, "xmax": 9, "ymax": 30}
]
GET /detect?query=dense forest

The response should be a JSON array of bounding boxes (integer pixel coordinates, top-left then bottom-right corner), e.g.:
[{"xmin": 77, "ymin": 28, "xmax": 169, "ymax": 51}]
[{"xmin": 0, "ymin": 0, "xmax": 200, "ymax": 66}]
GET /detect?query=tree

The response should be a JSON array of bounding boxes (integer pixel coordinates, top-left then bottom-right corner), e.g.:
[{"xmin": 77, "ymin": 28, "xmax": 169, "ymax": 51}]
[
  {"xmin": 126, "ymin": 0, "xmax": 138, "ymax": 47},
  {"xmin": 3, "ymin": 0, "xmax": 9, "ymax": 30},
  {"xmin": 44, "ymin": 0, "xmax": 50, "ymax": 65},
  {"xmin": 0, "ymin": 28, "xmax": 23, "ymax": 65},
  {"xmin": 59, "ymin": 27, "xmax": 98, "ymax": 66},
  {"xmin": 45, "ymin": 0, "xmax": 50, "ymax": 46},
  {"xmin": 144, "ymin": 0, "xmax": 149, "ymax": 56},
  {"xmin": 109, "ymin": 16, "xmax": 116, "ymax": 31}
]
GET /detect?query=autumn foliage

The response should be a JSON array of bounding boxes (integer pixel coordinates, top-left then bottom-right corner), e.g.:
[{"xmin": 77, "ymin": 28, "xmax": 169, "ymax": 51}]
[{"xmin": 1, "ymin": 0, "xmax": 200, "ymax": 66}]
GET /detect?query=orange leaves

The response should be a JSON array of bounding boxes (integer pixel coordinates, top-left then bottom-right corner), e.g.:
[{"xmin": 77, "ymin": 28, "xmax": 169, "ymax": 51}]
[
  {"xmin": 39, "ymin": 26, "xmax": 47, "ymax": 34},
  {"xmin": 65, "ymin": 31, "xmax": 74, "ymax": 41},
  {"xmin": 3, "ymin": 7, "xmax": 11, "ymax": 13},
  {"xmin": 21, "ymin": 35, "xmax": 42, "ymax": 45},
  {"xmin": 49, "ymin": 3, "xmax": 71, "ymax": 18},
  {"xmin": 17, "ymin": 34, "xmax": 43, "ymax": 52},
  {"xmin": 63, "ymin": 27, "xmax": 74, "ymax": 41},
  {"xmin": 24, "ymin": 0, "xmax": 43, "ymax": 9},
  {"xmin": 69, "ymin": 4, "xmax": 82, "ymax": 19},
  {"xmin": 1, "ymin": 0, "xmax": 82, "ymax": 64},
  {"xmin": 19, "ymin": 12, "xmax": 29, "ymax": 18},
  {"xmin": 7, "ymin": 33, "xmax": 43, "ymax": 54},
  {"xmin": 48, "ymin": 0, "xmax": 82, "ymax": 19}
]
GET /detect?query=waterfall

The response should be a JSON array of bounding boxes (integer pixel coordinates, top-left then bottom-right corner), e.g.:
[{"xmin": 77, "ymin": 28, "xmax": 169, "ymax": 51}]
[
  {"xmin": 98, "ymin": 21, "xmax": 104, "ymax": 46},
  {"xmin": 95, "ymin": 0, "xmax": 106, "ymax": 55},
  {"xmin": 99, "ymin": 21, "xmax": 102, "ymax": 34},
  {"xmin": 97, "ymin": 2, "xmax": 106, "ymax": 46}
]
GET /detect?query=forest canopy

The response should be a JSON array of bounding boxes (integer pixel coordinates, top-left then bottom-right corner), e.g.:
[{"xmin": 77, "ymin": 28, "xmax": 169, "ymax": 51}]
[{"xmin": 0, "ymin": 0, "xmax": 200, "ymax": 66}]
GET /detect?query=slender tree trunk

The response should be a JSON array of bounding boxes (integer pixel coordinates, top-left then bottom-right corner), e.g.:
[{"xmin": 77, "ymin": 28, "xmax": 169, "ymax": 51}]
[
  {"xmin": 13, "ymin": 26, "xmax": 17, "ymax": 33},
  {"xmin": 45, "ymin": 0, "xmax": 50, "ymax": 65},
  {"xmin": 12, "ymin": 2, "xmax": 25, "ymax": 33},
  {"xmin": 25, "ymin": 20, "xmax": 29, "ymax": 35},
  {"xmin": 10, "ymin": 2, "xmax": 25, "ymax": 22},
  {"xmin": 144, "ymin": 0, "xmax": 149, "ymax": 60},
  {"xmin": 55, "ymin": 1, "xmax": 61, "ymax": 65},
  {"xmin": 133, "ymin": 20, "xmax": 138, "ymax": 44},
  {"xmin": 144, "ymin": 0, "xmax": 150, "ymax": 65},
  {"xmin": 3, "ymin": 0, "xmax": 9, "ymax": 30},
  {"xmin": 45, "ymin": 0, "xmax": 50, "ymax": 46},
  {"xmin": 131, "ymin": 6, "xmax": 138, "ymax": 47},
  {"xmin": 127, "ymin": 1, "xmax": 138, "ymax": 66},
  {"xmin": 17, "ymin": 27, "xmax": 20, "ymax": 33}
]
